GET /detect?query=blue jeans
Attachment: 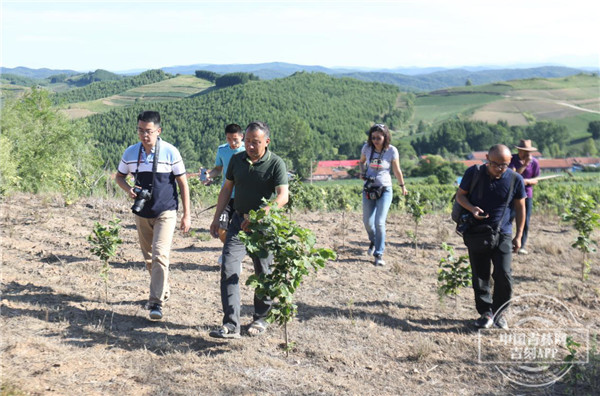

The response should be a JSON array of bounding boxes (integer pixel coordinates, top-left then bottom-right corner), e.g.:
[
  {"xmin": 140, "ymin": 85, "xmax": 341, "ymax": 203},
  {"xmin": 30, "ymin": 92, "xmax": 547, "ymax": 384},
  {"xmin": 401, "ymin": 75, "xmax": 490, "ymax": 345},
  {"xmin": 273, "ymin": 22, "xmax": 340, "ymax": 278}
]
[{"xmin": 362, "ymin": 186, "xmax": 393, "ymax": 257}]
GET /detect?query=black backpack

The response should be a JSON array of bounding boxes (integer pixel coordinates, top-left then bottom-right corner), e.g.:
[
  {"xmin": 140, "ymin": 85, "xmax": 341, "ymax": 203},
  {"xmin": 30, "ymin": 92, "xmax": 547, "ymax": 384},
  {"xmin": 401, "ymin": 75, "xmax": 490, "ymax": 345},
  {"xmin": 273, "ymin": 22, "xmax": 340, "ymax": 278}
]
[{"xmin": 451, "ymin": 165, "xmax": 483, "ymax": 223}]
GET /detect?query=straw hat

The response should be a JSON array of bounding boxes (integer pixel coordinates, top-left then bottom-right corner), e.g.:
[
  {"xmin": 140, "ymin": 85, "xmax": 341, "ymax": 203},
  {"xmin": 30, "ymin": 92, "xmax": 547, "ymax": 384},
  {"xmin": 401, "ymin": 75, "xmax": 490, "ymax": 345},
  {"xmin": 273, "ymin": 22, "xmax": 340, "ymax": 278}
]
[{"xmin": 515, "ymin": 139, "xmax": 537, "ymax": 152}]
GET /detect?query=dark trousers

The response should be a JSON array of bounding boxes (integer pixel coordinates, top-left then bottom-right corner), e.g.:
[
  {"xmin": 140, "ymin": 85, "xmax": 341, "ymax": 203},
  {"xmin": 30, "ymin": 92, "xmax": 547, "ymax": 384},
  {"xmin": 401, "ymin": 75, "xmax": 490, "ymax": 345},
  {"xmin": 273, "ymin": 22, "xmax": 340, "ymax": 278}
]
[
  {"xmin": 467, "ymin": 233, "xmax": 513, "ymax": 315},
  {"xmin": 510, "ymin": 197, "xmax": 533, "ymax": 248},
  {"xmin": 220, "ymin": 212, "xmax": 272, "ymax": 332}
]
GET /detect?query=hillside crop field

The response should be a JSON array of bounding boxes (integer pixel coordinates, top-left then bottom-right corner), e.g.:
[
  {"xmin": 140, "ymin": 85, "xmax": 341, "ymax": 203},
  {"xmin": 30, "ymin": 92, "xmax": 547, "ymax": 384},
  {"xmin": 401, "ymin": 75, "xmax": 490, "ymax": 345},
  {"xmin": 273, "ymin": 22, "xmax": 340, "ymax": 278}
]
[
  {"xmin": 1, "ymin": 194, "xmax": 598, "ymax": 395},
  {"xmin": 414, "ymin": 74, "xmax": 600, "ymax": 129},
  {"xmin": 60, "ymin": 75, "xmax": 213, "ymax": 119}
]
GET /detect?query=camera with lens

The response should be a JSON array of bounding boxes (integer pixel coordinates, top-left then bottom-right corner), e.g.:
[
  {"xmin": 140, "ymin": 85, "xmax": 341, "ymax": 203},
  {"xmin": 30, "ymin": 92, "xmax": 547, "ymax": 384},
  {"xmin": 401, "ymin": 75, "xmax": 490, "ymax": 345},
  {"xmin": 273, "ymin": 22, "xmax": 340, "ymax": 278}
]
[
  {"xmin": 131, "ymin": 186, "xmax": 152, "ymax": 214},
  {"xmin": 455, "ymin": 212, "xmax": 473, "ymax": 236}
]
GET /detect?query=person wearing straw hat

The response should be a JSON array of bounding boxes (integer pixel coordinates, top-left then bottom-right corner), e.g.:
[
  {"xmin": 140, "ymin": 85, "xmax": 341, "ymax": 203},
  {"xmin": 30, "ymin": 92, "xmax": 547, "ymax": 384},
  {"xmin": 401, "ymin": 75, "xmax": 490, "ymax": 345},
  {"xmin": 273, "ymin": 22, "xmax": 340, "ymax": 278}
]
[{"xmin": 509, "ymin": 139, "xmax": 540, "ymax": 255}]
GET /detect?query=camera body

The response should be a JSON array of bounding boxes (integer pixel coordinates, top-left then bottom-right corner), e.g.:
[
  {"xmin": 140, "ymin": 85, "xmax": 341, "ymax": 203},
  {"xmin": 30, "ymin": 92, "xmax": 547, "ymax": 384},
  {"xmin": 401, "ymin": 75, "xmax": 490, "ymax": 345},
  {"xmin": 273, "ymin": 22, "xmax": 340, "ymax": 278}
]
[
  {"xmin": 363, "ymin": 176, "xmax": 376, "ymax": 188},
  {"xmin": 199, "ymin": 167, "xmax": 208, "ymax": 182},
  {"xmin": 131, "ymin": 186, "xmax": 152, "ymax": 214},
  {"xmin": 455, "ymin": 212, "xmax": 473, "ymax": 236}
]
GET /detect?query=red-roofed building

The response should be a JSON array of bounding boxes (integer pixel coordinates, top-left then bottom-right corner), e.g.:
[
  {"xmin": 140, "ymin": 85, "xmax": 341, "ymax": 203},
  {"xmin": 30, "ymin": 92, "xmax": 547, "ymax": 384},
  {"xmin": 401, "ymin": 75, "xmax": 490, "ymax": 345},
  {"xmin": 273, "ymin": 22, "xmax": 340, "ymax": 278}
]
[
  {"xmin": 317, "ymin": 160, "xmax": 360, "ymax": 168},
  {"xmin": 538, "ymin": 157, "xmax": 600, "ymax": 171},
  {"xmin": 468, "ymin": 150, "xmax": 543, "ymax": 160},
  {"xmin": 310, "ymin": 159, "xmax": 360, "ymax": 181}
]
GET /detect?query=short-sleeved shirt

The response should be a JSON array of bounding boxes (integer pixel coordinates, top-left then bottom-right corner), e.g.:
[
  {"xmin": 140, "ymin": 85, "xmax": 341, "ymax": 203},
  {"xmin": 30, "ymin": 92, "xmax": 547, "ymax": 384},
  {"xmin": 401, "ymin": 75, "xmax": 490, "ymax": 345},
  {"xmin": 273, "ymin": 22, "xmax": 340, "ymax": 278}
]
[
  {"xmin": 215, "ymin": 142, "xmax": 245, "ymax": 198},
  {"xmin": 361, "ymin": 144, "xmax": 399, "ymax": 187},
  {"xmin": 226, "ymin": 149, "xmax": 288, "ymax": 214},
  {"xmin": 459, "ymin": 165, "xmax": 526, "ymax": 234},
  {"xmin": 117, "ymin": 138, "xmax": 185, "ymax": 218},
  {"xmin": 509, "ymin": 154, "xmax": 540, "ymax": 198}
]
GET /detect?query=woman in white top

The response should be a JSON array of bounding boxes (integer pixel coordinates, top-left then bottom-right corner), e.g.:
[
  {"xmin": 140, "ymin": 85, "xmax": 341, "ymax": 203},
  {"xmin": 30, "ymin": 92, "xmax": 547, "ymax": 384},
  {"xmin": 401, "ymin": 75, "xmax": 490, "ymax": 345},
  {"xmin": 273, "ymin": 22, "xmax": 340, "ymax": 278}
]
[{"xmin": 359, "ymin": 124, "xmax": 408, "ymax": 266}]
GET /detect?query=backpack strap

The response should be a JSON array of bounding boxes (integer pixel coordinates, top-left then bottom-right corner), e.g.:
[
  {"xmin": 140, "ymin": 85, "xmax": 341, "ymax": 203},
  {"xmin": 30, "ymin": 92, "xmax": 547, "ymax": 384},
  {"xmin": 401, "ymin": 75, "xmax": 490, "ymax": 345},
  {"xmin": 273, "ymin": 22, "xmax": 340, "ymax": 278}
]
[{"xmin": 494, "ymin": 170, "xmax": 517, "ymax": 233}]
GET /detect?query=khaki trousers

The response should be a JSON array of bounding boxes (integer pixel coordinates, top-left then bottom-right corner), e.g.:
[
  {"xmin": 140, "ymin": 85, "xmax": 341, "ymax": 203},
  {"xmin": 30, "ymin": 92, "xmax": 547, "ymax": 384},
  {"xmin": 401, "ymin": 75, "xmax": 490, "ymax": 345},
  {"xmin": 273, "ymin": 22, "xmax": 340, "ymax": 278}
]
[{"xmin": 134, "ymin": 210, "xmax": 177, "ymax": 305}]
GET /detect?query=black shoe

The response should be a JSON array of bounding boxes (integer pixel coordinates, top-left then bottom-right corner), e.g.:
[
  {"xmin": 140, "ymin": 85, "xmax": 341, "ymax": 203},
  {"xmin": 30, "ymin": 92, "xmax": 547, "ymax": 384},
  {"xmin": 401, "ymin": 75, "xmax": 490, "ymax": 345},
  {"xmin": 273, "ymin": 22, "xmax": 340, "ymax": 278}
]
[
  {"xmin": 474, "ymin": 313, "xmax": 493, "ymax": 329},
  {"xmin": 149, "ymin": 304, "xmax": 163, "ymax": 321},
  {"xmin": 209, "ymin": 324, "xmax": 241, "ymax": 339}
]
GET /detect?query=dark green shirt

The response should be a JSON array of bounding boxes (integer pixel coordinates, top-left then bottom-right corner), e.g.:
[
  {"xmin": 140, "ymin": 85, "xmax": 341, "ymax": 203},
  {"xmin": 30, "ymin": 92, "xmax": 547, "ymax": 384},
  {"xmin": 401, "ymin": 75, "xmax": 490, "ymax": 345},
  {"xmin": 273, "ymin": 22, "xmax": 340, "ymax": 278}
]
[{"xmin": 226, "ymin": 149, "xmax": 288, "ymax": 214}]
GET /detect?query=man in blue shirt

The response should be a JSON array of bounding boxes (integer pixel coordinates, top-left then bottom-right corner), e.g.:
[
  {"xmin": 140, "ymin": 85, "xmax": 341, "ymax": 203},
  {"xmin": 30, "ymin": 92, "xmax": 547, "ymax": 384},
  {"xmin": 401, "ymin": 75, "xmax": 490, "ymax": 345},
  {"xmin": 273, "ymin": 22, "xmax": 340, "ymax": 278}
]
[
  {"xmin": 115, "ymin": 111, "xmax": 191, "ymax": 321},
  {"xmin": 456, "ymin": 144, "xmax": 526, "ymax": 330},
  {"xmin": 203, "ymin": 124, "xmax": 245, "ymax": 245}
]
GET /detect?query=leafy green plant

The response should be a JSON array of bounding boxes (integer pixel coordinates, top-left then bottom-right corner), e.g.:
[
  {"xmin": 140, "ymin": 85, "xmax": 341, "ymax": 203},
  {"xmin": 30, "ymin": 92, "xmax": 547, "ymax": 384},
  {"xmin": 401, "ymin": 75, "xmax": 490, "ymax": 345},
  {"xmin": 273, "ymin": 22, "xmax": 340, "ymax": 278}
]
[
  {"xmin": 560, "ymin": 333, "xmax": 599, "ymax": 394},
  {"xmin": 405, "ymin": 191, "xmax": 427, "ymax": 252},
  {"xmin": 437, "ymin": 243, "xmax": 471, "ymax": 308},
  {"xmin": 562, "ymin": 192, "xmax": 600, "ymax": 281},
  {"xmin": 240, "ymin": 204, "xmax": 336, "ymax": 353},
  {"xmin": 87, "ymin": 218, "xmax": 123, "ymax": 302}
]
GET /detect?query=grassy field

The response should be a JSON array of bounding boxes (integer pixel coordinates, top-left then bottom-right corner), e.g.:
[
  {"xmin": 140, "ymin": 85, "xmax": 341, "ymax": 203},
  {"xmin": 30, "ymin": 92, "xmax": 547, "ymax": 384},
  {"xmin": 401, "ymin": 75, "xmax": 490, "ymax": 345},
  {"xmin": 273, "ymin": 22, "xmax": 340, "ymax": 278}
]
[{"xmin": 413, "ymin": 93, "xmax": 502, "ymax": 124}]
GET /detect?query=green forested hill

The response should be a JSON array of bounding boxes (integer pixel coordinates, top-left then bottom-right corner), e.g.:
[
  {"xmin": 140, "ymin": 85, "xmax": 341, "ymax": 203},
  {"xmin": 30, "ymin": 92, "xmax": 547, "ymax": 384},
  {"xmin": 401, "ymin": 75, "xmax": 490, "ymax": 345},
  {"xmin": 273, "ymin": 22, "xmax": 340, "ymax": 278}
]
[{"xmin": 89, "ymin": 72, "xmax": 403, "ymax": 170}]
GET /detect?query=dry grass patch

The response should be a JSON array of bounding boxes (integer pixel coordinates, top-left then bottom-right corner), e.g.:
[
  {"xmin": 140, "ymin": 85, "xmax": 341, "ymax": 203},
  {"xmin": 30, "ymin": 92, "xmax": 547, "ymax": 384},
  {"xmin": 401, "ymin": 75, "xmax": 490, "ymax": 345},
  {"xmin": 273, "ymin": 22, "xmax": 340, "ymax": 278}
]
[{"xmin": 1, "ymin": 195, "xmax": 599, "ymax": 395}]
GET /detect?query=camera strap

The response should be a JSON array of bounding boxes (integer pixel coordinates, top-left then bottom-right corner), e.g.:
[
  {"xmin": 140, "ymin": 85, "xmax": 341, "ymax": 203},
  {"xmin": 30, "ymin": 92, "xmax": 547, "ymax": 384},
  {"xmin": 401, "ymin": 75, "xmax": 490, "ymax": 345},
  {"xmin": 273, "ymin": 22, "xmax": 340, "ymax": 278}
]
[
  {"xmin": 133, "ymin": 138, "xmax": 161, "ymax": 196},
  {"xmin": 367, "ymin": 147, "xmax": 386, "ymax": 179}
]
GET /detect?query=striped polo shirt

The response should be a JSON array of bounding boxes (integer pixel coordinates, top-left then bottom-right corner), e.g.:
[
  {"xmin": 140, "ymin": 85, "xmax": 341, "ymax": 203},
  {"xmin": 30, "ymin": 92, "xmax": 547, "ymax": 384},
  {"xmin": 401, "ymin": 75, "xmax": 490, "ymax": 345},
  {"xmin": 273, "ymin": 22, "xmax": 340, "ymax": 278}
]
[{"xmin": 117, "ymin": 138, "xmax": 186, "ymax": 218}]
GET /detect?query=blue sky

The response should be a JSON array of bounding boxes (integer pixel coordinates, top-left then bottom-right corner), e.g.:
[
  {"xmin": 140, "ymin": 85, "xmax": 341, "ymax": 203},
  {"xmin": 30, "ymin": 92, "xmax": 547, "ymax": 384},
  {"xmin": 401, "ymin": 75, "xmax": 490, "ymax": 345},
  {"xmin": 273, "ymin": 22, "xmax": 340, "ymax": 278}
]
[{"xmin": 2, "ymin": 0, "xmax": 598, "ymax": 72}]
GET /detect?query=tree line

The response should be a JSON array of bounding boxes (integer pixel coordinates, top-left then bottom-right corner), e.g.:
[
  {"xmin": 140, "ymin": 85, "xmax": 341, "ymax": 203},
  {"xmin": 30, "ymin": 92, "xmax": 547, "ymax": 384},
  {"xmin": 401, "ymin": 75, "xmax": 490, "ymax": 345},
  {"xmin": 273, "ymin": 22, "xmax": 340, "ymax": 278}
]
[{"xmin": 411, "ymin": 119, "xmax": 574, "ymax": 158}]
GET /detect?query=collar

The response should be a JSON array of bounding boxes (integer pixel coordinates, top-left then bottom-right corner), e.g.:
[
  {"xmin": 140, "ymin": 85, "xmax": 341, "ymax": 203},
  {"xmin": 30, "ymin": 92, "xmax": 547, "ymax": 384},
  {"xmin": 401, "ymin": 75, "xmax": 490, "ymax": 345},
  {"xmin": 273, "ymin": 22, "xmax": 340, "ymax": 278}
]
[{"xmin": 244, "ymin": 148, "xmax": 271, "ymax": 164}]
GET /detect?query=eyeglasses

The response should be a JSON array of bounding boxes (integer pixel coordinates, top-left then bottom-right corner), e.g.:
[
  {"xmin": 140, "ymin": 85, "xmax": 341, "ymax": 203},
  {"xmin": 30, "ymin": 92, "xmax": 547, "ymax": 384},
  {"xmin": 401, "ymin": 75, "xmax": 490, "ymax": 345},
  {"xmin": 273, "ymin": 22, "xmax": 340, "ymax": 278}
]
[
  {"xmin": 137, "ymin": 128, "xmax": 158, "ymax": 136},
  {"xmin": 488, "ymin": 160, "xmax": 509, "ymax": 170}
]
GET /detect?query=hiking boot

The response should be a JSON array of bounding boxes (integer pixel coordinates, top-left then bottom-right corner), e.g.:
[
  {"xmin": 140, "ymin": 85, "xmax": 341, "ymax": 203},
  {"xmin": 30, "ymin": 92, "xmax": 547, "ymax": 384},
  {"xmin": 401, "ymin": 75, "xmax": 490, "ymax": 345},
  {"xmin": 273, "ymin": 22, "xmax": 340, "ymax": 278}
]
[
  {"xmin": 518, "ymin": 248, "xmax": 529, "ymax": 255},
  {"xmin": 374, "ymin": 255, "xmax": 386, "ymax": 266},
  {"xmin": 474, "ymin": 312, "xmax": 493, "ymax": 329},
  {"xmin": 367, "ymin": 242, "xmax": 375, "ymax": 256},
  {"xmin": 494, "ymin": 315, "xmax": 509, "ymax": 330},
  {"xmin": 149, "ymin": 304, "xmax": 163, "ymax": 321}
]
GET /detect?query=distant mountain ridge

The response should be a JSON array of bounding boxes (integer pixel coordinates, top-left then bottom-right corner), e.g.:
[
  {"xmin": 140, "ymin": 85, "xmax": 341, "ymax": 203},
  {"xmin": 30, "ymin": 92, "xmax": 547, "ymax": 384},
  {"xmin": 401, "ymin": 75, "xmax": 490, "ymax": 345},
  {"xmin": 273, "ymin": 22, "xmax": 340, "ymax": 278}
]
[
  {"xmin": 0, "ymin": 66, "xmax": 80, "ymax": 79},
  {"xmin": 2, "ymin": 63, "xmax": 595, "ymax": 92},
  {"xmin": 159, "ymin": 62, "xmax": 591, "ymax": 91}
]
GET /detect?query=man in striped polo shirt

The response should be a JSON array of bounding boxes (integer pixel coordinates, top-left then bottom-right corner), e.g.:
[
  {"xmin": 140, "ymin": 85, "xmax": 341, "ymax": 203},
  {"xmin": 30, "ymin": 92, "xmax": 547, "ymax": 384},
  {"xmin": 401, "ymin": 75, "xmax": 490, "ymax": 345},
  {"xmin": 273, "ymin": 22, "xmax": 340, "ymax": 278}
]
[{"xmin": 115, "ymin": 111, "xmax": 191, "ymax": 321}]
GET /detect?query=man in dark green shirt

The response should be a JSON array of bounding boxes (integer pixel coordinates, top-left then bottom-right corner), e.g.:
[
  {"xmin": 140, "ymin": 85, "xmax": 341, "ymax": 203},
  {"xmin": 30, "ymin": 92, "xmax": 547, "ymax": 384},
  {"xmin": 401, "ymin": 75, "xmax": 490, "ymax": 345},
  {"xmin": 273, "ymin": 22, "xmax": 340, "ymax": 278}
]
[{"xmin": 209, "ymin": 121, "xmax": 289, "ymax": 339}]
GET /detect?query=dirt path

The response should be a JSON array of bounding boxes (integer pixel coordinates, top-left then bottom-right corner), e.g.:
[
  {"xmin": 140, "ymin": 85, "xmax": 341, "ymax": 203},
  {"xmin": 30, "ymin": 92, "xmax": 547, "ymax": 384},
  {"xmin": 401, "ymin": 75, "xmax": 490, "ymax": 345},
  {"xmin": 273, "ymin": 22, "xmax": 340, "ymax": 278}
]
[
  {"xmin": 1, "ymin": 194, "xmax": 598, "ymax": 395},
  {"xmin": 556, "ymin": 102, "xmax": 600, "ymax": 114}
]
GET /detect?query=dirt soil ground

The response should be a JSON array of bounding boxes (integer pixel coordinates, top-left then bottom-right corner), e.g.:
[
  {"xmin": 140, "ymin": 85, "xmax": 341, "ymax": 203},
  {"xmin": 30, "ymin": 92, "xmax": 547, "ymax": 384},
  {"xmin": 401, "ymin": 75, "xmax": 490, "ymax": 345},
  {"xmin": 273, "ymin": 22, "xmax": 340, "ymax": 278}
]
[{"xmin": 1, "ymin": 193, "xmax": 599, "ymax": 395}]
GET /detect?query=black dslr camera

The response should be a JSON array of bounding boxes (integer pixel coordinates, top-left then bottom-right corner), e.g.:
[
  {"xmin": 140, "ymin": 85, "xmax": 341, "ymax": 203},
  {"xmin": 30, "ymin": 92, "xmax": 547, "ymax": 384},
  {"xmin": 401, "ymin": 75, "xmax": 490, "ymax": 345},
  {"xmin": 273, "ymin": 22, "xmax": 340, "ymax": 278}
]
[
  {"xmin": 455, "ymin": 212, "xmax": 473, "ymax": 236},
  {"xmin": 131, "ymin": 186, "xmax": 152, "ymax": 214}
]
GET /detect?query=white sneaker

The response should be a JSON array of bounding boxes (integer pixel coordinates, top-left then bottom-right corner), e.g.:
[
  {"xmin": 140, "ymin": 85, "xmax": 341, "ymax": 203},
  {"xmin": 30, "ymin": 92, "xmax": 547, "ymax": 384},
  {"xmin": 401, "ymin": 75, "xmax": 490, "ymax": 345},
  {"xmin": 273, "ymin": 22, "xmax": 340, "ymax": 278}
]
[
  {"xmin": 518, "ymin": 248, "xmax": 529, "ymax": 255},
  {"xmin": 367, "ymin": 242, "xmax": 375, "ymax": 256},
  {"xmin": 374, "ymin": 256, "xmax": 386, "ymax": 266}
]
